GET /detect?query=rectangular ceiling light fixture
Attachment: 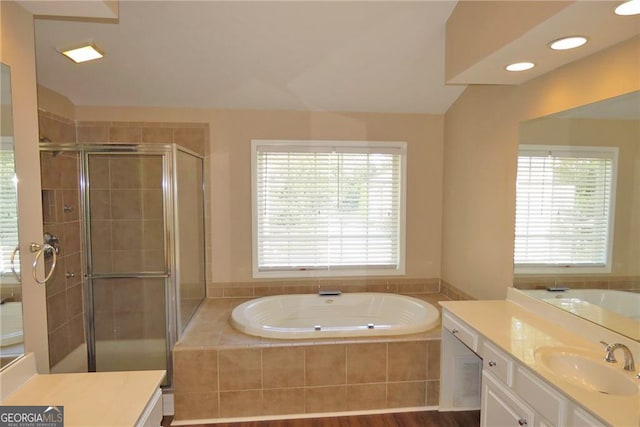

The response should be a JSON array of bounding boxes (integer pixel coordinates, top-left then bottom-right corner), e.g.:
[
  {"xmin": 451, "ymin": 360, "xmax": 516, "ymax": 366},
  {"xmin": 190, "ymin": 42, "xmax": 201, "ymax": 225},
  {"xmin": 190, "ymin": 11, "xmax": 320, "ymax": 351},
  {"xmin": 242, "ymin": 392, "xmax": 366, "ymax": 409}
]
[{"xmin": 60, "ymin": 44, "xmax": 104, "ymax": 63}]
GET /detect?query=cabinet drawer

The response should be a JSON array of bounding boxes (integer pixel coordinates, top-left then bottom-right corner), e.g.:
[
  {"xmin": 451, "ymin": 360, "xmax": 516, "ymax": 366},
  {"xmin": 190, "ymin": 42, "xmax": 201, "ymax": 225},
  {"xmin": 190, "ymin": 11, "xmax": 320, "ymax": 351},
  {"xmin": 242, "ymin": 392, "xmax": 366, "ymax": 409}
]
[
  {"xmin": 443, "ymin": 312, "xmax": 478, "ymax": 352},
  {"xmin": 514, "ymin": 366, "xmax": 565, "ymax": 427},
  {"xmin": 483, "ymin": 341, "xmax": 513, "ymax": 386},
  {"xmin": 482, "ymin": 371, "xmax": 534, "ymax": 427}
]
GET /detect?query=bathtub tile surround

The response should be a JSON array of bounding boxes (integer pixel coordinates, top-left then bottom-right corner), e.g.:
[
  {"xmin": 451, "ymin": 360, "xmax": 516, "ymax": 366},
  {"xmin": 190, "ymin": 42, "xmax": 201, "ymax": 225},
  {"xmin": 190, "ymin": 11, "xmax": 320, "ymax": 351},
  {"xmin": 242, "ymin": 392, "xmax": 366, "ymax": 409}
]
[
  {"xmin": 207, "ymin": 277, "xmax": 443, "ymax": 300},
  {"xmin": 172, "ymin": 294, "xmax": 447, "ymax": 422},
  {"xmin": 514, "ymin": 275, "xmax": 640, "ymax": 291}
]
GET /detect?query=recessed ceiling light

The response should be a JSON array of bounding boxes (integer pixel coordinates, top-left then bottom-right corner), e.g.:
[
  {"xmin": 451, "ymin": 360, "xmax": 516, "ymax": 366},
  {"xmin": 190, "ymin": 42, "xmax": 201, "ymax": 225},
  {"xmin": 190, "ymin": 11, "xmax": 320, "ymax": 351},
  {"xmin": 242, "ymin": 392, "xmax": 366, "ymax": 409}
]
[
  {"xmin": 60, "ymin": 44, "xmax": 104, "ymax": 64},
  {"xmin": 549, "ymin": 36, "xmax": 588, "ymax": 51},
  {"xmin": 505, "ymin": 62, "xmax": 535, "ymax": 72},
  {"xmin": 615, "ymin": 0, "xmax": 640, "ymax": 15}
]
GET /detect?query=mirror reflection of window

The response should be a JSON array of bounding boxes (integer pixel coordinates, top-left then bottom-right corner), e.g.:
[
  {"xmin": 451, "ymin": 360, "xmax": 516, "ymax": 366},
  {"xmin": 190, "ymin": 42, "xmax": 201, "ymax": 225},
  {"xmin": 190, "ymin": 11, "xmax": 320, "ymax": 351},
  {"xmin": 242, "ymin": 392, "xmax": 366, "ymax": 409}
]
[
  {"xmin": 0, "ymin": 138, "xmax": 19, "ymax": 278},
  {"xmin": 514, "ymin": 145, "xmax": 618, "ymax": 274},
  {"xmin": 0, "ymin": 62, "xmax": 24, "ymax": 369}
]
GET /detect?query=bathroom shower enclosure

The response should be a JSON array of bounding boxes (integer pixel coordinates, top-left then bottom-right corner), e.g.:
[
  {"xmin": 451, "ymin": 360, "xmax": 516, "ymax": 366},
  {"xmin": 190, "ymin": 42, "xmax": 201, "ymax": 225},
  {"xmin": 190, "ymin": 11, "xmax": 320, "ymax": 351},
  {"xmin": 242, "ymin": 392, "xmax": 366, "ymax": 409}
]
[{"xmin": 39, "ymin": 142, "xmax": 206, "ymax": 388}]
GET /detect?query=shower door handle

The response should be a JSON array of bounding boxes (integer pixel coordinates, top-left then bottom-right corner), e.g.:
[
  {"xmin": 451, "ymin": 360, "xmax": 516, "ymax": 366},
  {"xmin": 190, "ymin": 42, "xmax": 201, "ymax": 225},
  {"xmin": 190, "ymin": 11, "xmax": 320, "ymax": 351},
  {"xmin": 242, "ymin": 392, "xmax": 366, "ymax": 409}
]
[{"xmin": 29, "ymin": 242, "xmax": 58, "ymax": 284}]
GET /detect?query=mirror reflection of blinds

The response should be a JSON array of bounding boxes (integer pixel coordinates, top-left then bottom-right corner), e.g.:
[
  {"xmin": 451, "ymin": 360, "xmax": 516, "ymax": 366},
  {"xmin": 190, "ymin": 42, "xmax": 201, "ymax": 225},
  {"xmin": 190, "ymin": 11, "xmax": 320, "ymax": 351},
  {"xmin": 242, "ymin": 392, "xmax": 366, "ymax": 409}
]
[
  {"xmin": 0, "ymin": 146, "xmax": 19, "ymax": 275},
  {"xmin": 255, "ymin": 143, "xmax": 403, "ymax": 272},
  {"xmin": 514, "ymin": 146, "xmax": 616, "ymax": 268}
]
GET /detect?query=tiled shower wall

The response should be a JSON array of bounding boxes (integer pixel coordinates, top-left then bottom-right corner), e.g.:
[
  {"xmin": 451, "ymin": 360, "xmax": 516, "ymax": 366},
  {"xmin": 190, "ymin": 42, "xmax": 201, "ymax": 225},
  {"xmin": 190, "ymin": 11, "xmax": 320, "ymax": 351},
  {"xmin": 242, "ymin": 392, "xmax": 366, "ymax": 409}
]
[
  {"xmin": 39, "ymin": 111, "xmax": 84, "ymax": 367},
  {"xmin": 38, "ymin": 110, "xmax": 211, "ymax": 365}
]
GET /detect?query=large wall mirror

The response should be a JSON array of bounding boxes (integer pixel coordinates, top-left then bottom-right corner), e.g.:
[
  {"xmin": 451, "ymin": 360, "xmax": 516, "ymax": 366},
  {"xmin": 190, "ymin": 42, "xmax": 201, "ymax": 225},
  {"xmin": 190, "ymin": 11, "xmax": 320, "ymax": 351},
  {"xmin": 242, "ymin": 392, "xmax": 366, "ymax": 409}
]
[
  {"xmin": 0, "ymin": 63, "xmax": 25, "ymax": 368},
  {"xmin": 514, "ymin": 91, "xmax": 639, "ymax": 341}
]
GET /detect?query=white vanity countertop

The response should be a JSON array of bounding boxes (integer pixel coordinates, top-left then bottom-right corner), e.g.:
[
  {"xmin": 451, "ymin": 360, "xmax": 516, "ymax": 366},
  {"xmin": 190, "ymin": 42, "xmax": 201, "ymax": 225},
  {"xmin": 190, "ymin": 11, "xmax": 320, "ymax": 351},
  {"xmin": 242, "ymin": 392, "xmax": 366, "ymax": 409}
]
[
  {"xmin": 1, "ymin": 370, "xmax": 165, "ymax": 426},
  {"xmin": 440, "ymin": 300, "xmax": 639, "ymax": 427}
]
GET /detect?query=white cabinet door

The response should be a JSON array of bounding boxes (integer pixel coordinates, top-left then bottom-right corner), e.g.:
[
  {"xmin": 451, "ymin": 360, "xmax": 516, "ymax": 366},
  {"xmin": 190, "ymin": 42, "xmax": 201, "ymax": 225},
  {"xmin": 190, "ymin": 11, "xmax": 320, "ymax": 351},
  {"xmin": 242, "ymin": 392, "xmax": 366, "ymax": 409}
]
[{"xmin": 482, "ymin": 372, "xmax": 534, "ymax": 427}]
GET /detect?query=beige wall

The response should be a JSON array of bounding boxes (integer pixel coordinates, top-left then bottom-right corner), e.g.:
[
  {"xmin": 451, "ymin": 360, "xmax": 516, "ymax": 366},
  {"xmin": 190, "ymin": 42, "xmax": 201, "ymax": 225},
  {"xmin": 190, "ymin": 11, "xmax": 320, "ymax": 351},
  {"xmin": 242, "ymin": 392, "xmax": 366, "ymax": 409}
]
[
  {"xmin": 75, "ymin": 107, "xmax": 444, "ymax": 284},
  {"xmin": 1, "ymin": 1, "xmax": 49, "ymax": 372},
  {"xmin": 442, "ymin": 36, "xmax": 640, "ymax": 300}
]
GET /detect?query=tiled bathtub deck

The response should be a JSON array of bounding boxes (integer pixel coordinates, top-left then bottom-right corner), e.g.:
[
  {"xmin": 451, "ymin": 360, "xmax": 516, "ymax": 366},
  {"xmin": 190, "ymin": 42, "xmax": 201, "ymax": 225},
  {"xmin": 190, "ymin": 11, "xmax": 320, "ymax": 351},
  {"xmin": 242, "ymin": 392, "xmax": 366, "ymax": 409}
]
[{"xmin": 172, "ymin": 293, "xmax": 450, "ymax": 422}]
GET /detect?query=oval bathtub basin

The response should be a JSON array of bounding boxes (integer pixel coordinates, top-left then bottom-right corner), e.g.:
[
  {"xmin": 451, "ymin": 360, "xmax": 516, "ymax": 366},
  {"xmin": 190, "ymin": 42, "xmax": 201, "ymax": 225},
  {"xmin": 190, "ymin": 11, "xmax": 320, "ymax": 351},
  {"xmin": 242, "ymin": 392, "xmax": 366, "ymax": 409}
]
[{"xmin": 231, "ymin": 292, "xmax": 440, "ymax": 339}]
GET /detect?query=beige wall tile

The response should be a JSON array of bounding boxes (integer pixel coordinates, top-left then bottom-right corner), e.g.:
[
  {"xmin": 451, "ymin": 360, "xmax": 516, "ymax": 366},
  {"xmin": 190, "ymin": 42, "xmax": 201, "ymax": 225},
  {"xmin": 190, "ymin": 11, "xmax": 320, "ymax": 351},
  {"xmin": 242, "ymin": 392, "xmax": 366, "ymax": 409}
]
[
  {"xmin": 262, "ymin": 347, "xmax": 304, "ymax": 388},
  {"xmin": 220, "ymin": 390, "xmax": 263, "ymax": 417},
  {"xmin": 114, "ymin": 311, "xmax": 144, "ymax": 339},
  {"xmin": 388, "ymin": 341, "xmax": 427, "ymax": 381},
  {"xmin": 427, "ymin": 340, "xmax": 441, "ymax": 380},
  {"xmin": 111, "ymin": 220, "xmax": 143, "ymax": 250},
  {"xmin": 109, "ymin": 156, "xmax": 142, "ymax": 188},
  {"xmin": 67, "ymin": 314, "xmax": 85, "ymax": 349},
  {"xmin": 142, "ymin": 127, "xmax": 172, "ymax": 143},
  {"xmin": 88, "ymin": 156, "xmax": 110, "ymax": 188},
  {"xmin": 112, "ymin": 279, "xmax": 144, "ymax": 314},
  {"xmin": 142, "ymin": 156, "xmax": 163, "ymax": 189},
  {"xmin": 173, "ymin": 128, "xmax": 205, "ymax": 155},
  {"xmin": 77, "ymin": 125, "xmax": 108, "ymax": 143},
  {"xmin": 109, "ymin": 126, "xmax": 141, "ymax": 143},
  {"xmin": 46, "ymin": 291, "xmax": 67, "ymax": 332},
  {"xmin": 173, "ymin": 349, "xmax": 218, "ymax": 394},
  {"xmin": 218, "ymin": 348, "xmax": 262, "ymax": 391},
  {"xmin": 143, "ymin": 250, "xmax": 166, "ymax": 272},
  {"xmin": 387, "ymin": 381, "xmax": 426, "ymax": 408},
  {"xmin": 305, "ymin": 386, "xmax": 346, "ymax": 413},
  {"xmin": 305, "ymin": 345, "xmax": 346, "ymax": 386},
  {"xmin": 44, "ymin": 255, "xmax": 66, "ymax": 297},
  {"xmin": 174, "ymin": 392, "xmax": 218, "ymax": 420},
  {"xmin": 66, "ymin": 284, "xmax": 83, "ymax": 318},
  {"xmin": 142, "ymin": 189, "xmax": 163, "ymax": 219},
  {"xmin": 346, "ymin": 343, "xmax": 387, "ymax": 384},
  {"xmin": 346, "ymin": 383, "xmax": 386, "ymax": 411},
  {"xmin": 262, "ymin": 388, "xmax": 305, "ymax": 416},
  {"xmin": 142, "ymin": 220, "xmax": 165, "ymax": 250},
  {"xmin": 223, "ymin": 287, "xmax": 254, "ymax": 298},
  {"xmin": 426, "ymin": 380, "xmax": 440, "ymax": 406},
  {"xmin": 48, "ymin": 325, "xmax": 69, "ymax": 367},
  {"xmin": 60, "ymin": 154, "xmax": 78, "ymax": 189},
  {"xmin": 110, "ymin": 189, "xmax": 142, "ymax": 219},
  {"xmin": 63, "ymin": 221, "xmax": 81, "ymax": 255},
  {"xmin": 61, "ymin": 189, "xmax": 79, "ymax": 221},
  {"xmin": 64, "ymin": 252, "xmax": 82, "ymax": 288},
  {"xmin": 93, "ymin": 309, "xmax": 115, "ymax": 341},
  {"xmin": 112, "ymin": 249, "xmax": 144, "ymax": 272}
]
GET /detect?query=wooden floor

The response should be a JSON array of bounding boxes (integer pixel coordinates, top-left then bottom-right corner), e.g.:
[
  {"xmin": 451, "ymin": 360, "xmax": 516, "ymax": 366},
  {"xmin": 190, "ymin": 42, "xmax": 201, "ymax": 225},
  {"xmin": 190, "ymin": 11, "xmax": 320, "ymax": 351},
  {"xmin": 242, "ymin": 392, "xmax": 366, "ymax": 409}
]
[{"xmin": 164, "ymin": 410, "xmax": 480, "ymax": 427}]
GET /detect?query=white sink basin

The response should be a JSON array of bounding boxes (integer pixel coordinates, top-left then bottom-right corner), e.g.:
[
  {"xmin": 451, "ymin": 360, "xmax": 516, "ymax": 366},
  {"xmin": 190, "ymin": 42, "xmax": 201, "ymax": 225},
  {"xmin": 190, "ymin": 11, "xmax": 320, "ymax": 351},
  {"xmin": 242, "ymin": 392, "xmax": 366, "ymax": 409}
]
[{"xmin": 535, "ymin": 347, "xmax": 639, "ymax": 396}]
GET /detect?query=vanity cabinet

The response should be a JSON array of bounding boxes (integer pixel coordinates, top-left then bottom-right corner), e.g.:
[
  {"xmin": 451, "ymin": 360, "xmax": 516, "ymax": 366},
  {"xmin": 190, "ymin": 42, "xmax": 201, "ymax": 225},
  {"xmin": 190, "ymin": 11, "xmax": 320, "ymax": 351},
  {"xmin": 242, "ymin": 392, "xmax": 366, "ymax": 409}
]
[{"xmin": 440, "ymin": 306, "xmax": 613, "ymax": 427}]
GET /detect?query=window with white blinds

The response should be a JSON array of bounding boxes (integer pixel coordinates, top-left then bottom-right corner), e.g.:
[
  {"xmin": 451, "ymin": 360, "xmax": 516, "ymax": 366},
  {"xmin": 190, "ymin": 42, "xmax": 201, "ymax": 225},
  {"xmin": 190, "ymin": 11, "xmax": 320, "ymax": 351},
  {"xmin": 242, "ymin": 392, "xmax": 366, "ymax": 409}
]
[
  {"xmin": 252, "ymin": 140, "xmax": 406, "ymax": 277},
  {"xmin": 0, "ymin": 139, "xmax": 19, "ymax": 278},
  {"xmin": 514, "ymin": 145, "xmax": 617, "ymax": 273}
]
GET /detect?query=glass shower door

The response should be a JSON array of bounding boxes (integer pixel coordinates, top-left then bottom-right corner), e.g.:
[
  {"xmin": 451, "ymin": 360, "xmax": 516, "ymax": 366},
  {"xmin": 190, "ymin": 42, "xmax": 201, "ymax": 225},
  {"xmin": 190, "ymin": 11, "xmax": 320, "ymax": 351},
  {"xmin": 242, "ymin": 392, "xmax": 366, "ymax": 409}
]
[{"xmin": 86, "ymin": 153, "xmax": 168, "ymax": 374}]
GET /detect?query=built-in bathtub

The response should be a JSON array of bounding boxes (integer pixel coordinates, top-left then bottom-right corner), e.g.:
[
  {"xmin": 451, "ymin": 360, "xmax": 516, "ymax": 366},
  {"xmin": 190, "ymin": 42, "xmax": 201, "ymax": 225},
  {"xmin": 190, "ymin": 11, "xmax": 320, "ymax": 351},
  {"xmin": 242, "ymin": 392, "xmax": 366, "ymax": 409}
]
[
  {"xmin": 231, "ymin": 292, "xmax": 440, "ymax": 339},
  {"xmin": 0, "ymin": 301, "xmax": 23, "ymax": 348},
  {"xmin": 172, "ymin": 293, "xmax": 447, "ymax": 423}
]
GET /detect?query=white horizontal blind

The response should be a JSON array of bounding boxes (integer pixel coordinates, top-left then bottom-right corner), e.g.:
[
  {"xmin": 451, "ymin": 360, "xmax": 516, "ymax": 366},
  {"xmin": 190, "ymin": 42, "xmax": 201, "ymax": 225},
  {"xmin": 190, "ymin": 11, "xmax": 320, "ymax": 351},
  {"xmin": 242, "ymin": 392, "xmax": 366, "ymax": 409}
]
[
  {"xmin": 254, "ymin": 141, "xmax": 405, "ymax": 274},
  {"xmin": 514, "ymin": 146, "xmax": 616, "ymax": 270},
  {"xmin": 0, "ymin": 144, "xmax": 19, "ymax": 276}
]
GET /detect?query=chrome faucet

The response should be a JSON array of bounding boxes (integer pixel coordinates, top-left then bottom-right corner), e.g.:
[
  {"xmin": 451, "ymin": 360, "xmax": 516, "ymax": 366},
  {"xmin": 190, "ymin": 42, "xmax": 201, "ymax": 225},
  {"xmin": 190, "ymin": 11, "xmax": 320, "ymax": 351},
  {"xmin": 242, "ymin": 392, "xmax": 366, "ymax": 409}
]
[{"xmin": 601, "ymin": 341, "xmax": 636, "ymax": 371}]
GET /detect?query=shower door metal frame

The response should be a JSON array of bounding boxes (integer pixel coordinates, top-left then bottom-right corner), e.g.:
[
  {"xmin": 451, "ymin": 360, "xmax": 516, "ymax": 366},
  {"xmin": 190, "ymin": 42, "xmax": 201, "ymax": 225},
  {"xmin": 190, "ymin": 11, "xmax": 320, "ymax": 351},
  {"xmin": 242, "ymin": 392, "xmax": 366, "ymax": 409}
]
[
  {"xmin": 38, "ymin": 143, "xmax": 190, "ymax": 387},
  {"xmin": 171, "ymin": 144, "xmax": 207, "ymax": 335}
]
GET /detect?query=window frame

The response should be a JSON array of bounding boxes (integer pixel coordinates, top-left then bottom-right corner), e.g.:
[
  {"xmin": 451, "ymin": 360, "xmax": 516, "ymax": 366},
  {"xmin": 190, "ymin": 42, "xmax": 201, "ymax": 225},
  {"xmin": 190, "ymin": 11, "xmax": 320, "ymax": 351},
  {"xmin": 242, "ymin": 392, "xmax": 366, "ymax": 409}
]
[
  {"xmin": 514, "ymin": 144, "xmax": 618, "ymax": 275},
  {"xmin": 251, "ymin": 139, "xmax": 407, "ymax": 279}
]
